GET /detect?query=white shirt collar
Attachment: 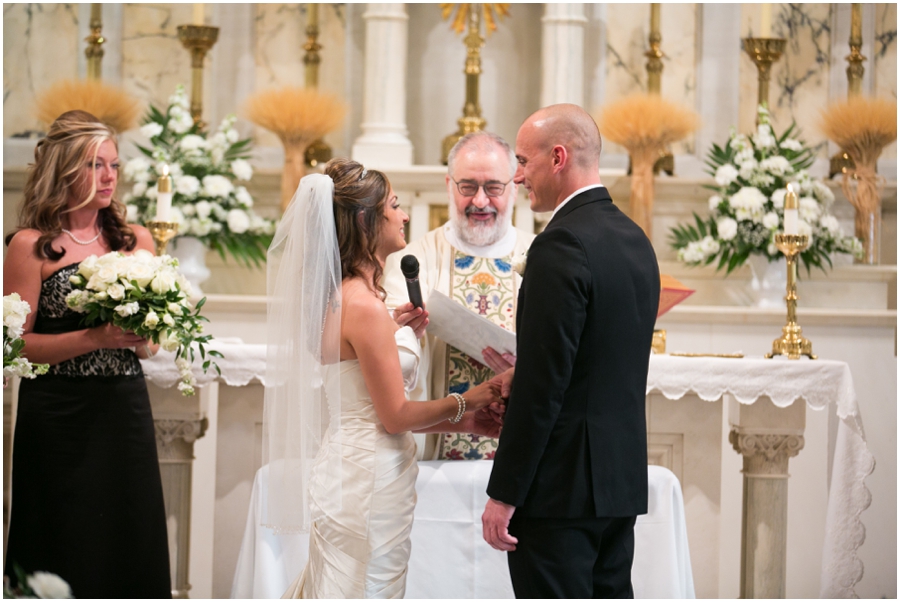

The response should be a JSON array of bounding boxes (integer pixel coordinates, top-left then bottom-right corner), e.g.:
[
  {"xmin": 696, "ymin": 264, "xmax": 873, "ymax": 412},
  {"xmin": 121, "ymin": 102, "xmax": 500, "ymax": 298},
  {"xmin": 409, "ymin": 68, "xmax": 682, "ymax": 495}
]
[
  {"xmin": 549, "ymin": 184, "xmax": 606, "ymax": 222},
  {"xmin": 442, "ymin": 221, "xmax": 519, "ymax": 258}
]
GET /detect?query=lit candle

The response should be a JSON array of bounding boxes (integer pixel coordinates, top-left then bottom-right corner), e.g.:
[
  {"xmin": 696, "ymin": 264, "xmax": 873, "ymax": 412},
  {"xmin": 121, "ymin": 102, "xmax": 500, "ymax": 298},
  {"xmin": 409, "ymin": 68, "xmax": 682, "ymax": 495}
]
[
  {"xmin": 783, "ymin": 183, "xmax": 798, "ymax": 235},
  {"xmin": 760, "ymin": 3, "xmax": 772, "ymax": 38},
  {"xmin": 192, "ymin": 3, "xmax": 204, "ymax": 26},
  {"xmin": 156, "ymin": 165, "xmax": 173, "ymax": 222}
]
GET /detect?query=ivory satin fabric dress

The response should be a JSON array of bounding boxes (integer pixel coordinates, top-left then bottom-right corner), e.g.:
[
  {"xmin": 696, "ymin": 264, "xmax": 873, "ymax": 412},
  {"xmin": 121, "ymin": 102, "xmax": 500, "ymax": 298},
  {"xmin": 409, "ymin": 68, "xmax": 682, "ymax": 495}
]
[{"xmin": 284, "ymin": 326, "xmax": 421, "ymax": 599}]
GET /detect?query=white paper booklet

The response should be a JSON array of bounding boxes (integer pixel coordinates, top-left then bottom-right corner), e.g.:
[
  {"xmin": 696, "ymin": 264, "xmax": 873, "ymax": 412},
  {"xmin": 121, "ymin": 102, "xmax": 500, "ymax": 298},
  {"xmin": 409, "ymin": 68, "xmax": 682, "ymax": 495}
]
[{"xmin": 424, "ymin": 290, "xmax": 517, "ymax": 366}]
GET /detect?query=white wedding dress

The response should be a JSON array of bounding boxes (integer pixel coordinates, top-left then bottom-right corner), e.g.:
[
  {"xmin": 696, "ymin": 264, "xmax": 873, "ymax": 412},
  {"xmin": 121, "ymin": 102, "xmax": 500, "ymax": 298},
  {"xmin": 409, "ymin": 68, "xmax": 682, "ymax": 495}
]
[{"xmin": 284, "ymin": 326, "xmax": 421, "ymax": 599}]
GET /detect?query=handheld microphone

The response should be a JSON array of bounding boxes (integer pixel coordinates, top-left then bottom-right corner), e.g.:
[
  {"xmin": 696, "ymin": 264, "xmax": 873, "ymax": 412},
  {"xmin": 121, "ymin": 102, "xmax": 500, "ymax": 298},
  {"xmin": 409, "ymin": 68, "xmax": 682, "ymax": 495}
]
[{"xmin": 400, "ymin": 255, "xmax": 424, "ymax": 309}]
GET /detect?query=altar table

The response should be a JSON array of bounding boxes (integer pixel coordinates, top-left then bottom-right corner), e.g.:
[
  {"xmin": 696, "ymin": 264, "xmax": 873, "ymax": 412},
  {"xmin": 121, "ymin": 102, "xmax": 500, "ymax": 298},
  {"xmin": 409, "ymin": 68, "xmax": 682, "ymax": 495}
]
[{"xmin": 229, "ymin": 462, "xmax": 694, "ymax": 599}]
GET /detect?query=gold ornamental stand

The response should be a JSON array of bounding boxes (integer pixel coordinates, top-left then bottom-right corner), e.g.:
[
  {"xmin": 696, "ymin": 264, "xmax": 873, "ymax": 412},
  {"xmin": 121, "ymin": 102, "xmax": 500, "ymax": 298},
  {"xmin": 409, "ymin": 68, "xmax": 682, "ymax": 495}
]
[
  {"xmin": 830, "ymin": 3, "xmax": 865, "ymax": 178},
  {"xmin": 177, "ymin": 24, "xmax": 220, "ymax": 129},
  {"xmin": 742, "ymin": 37, "xmax": 786, "ymax": 118},
  {"xmin": 85, "ymin": 3, "xmax": 105, "ymax": 80},
  {"xmin": 303, "ymin": 3, "xmax": 332, "ymax": 168},
  {"xmin": 765, "ymin": 233, "xmax": 816, "ymax": 360},
  {"xmin": 146, "ymin": 221, "xmax": 179, "ymax": 256},
  {"xmin": 645, "ymin": 3, "xmax": 673, "ymax": 176}
]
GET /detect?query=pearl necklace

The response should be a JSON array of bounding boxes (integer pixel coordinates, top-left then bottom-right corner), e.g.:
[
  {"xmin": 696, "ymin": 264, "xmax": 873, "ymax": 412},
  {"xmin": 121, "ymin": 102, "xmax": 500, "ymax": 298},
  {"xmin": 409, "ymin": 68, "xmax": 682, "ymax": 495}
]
[{"xmin": 62, "ymin": 228, "xmax": 102, "ymax": 246}]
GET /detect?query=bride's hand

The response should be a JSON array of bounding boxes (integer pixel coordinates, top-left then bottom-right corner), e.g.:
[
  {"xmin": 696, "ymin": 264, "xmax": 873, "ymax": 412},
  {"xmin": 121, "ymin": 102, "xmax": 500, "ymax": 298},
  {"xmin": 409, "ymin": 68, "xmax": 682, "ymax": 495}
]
[
  {"xmin": 459, "ymin": 380, "xmax": 502, "ymax": 412},
  {"xmin": 392, "ymin": 302, "xmax": 429, "ymax": 339}
]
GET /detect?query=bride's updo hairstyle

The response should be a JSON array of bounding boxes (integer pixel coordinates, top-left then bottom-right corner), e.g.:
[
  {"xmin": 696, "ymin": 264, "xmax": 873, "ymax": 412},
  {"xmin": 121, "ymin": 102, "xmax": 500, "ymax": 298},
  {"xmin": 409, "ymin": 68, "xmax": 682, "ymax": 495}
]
[{"xmin": 325, "ymin": 157, "xmax": 391, "ymax": 296}]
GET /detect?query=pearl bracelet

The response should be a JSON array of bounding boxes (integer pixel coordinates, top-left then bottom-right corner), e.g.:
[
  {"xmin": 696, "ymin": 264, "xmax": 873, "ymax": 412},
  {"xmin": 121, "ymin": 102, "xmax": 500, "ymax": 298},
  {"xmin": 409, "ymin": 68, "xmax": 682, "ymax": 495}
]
[{"xmin": 449, "ymin": 393, "xmax": 466, "ymax": 424}]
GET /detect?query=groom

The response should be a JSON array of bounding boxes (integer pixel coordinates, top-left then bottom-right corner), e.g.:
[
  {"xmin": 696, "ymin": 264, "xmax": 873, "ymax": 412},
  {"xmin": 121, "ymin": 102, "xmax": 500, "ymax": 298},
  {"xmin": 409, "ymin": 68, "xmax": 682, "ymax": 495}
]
[{"xmin": 482, "ymin": 104, "xmax": 660, "ymax": 598}]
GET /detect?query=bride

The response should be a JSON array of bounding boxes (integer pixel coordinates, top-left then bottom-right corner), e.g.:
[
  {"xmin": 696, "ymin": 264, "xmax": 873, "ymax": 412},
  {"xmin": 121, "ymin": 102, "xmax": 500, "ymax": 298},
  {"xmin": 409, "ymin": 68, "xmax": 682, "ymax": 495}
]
[{"xmin": 265, "ymin": 158, "xmax": 504, "ymax": 598}]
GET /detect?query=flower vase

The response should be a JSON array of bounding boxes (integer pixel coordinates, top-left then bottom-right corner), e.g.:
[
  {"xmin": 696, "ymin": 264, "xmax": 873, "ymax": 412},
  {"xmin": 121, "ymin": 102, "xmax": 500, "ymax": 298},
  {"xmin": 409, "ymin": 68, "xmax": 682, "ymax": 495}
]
[
  {"xmin": 171, "ymin": 236, "xmax": 211, "ymax": 297},
  {"xmin": 747, "ymin": 255, "xmax": 787, "ymax": 308}
]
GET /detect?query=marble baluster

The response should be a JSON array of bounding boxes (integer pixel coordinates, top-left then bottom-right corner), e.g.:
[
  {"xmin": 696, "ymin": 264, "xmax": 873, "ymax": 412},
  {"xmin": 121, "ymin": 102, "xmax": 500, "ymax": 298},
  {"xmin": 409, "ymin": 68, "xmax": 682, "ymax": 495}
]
[
  {"xmin": 728, "ymin": 396, "xmax": 806, "ymax": 599},
  {"xmin": 540, "ymin": 3, "xmax": 587, "ymax": 107},
  {"xmin": 352, "ymin": 3, "xmax": 414, "ymax": 167}
]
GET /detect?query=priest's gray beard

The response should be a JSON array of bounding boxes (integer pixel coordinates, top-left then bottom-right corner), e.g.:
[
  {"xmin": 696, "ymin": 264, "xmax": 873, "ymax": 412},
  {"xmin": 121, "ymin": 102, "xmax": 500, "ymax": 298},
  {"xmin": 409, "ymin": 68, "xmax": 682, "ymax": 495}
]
[{"xmin": 450, "ymin": 204, "xmax": 513, "ymax": 247}]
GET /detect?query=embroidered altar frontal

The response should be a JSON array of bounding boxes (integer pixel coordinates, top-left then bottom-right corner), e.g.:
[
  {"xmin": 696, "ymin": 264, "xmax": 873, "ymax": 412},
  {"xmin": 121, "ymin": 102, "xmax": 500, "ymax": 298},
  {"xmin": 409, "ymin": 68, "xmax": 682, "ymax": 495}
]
[{"xmin": 439, "ymin": 251, "xmax": 517, "ymax": 460}]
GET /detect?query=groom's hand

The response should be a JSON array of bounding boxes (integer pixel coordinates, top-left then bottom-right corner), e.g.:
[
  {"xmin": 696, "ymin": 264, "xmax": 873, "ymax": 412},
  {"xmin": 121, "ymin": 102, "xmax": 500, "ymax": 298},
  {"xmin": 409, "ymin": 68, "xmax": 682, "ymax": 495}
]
[
  {"xmin": 488, "ymin": 366, "xmax": 515, "ymax": 400},
  {"xmin": 482, "ymin": 347, "xmax": 516, "ymax": 374},
  {"xmin": 482, "ymin": 498, "xmax": 518, "ymax": 552}
]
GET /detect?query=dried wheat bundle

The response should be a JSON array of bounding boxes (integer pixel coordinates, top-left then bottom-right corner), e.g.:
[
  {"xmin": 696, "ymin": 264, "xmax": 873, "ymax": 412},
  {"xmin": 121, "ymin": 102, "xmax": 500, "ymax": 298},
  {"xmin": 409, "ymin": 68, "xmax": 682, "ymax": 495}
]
[
  {"xmin": 35, "ymin": 79, "xmax": 142, "ymax": 133},
  {"xmin": 819, "ymin": 97, "xmax": 897, "ymax": 263},
  {"xmin": 244, "ymin": 87, "xmax": 347, "ymax": 211},
  {"xmin": 596, "ymin": 94, "xmax": 699, "ymax": 237}
]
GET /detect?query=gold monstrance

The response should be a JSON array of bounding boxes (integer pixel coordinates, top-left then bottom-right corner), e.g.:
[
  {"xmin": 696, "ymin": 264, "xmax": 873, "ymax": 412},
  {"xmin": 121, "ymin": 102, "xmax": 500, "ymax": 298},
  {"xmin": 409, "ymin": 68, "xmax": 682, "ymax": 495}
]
[{"xmin": 440, "ymin": 3, "xmax": 510, "ymax": 164}]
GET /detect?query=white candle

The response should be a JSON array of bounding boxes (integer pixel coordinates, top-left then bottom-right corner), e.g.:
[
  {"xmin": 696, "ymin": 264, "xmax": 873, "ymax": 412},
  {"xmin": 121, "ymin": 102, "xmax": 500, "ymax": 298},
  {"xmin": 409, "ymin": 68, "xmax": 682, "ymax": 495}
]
[
  {"xmin": 760, "ymin": 4, "xmax": 772, "ymax": 38},
  {"xmin": 156, "ymin": 165, "xmax": 173, "ymax": 222},
  {"xmin": 192, "ymin": 3, "xmax": 204, "ymax": 26},
  {"xmin": 783, "ymin": 183, "xmax": 798, "ymax": 235}
]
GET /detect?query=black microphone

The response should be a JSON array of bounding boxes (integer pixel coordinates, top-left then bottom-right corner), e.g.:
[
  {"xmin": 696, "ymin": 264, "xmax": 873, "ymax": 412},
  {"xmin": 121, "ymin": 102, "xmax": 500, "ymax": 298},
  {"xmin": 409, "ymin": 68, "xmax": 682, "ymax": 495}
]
[{"xmin": 400, "ymin": 255, "xmax": 424, "ymax": 309}]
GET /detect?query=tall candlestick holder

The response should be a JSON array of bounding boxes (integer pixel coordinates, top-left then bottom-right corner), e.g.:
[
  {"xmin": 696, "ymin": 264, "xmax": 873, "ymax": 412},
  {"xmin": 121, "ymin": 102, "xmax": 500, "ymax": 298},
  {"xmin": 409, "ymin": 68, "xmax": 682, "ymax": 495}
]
[
  {"xmin": 742, "ymin": 37, "xmax": 786, "ymax": 118},
  {"xmin": 644, "ymin": 3, "xmax": 673, "ymax": 176},
  {"xmin": 303, "ymin": 3, "xmax": 332, "ymax": 168},
  {"xmin": 829, "ymin": 4, "xmax": 865, "ymax": 178},
  {"xmin": 85, "ymin": 3, "xmax": 105, "ymax": 80},
  {"xmin": 177, "ymin": 24, "xmax": 219, "ymax": 129},
  {"xmin": 146, "ymin": 221, "xmax": 179, "ymax": 256},
  {"xmin": 765, "ymin": 233, "xmax": 816, "ymax": 360}
]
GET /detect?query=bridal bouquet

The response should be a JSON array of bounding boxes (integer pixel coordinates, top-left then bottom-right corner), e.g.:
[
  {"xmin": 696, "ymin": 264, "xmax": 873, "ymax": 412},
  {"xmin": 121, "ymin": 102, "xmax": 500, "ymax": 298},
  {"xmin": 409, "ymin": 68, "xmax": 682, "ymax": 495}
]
[
  {"xmin": 3, "ymin": 293, "xmax": 49, "ymax": 381},
  {"xmin": 65, "ymin": 250, "xmax": 222, "ymax": 396},
  {"xmin": 123, "ymin": 85, "xmax": 276, "ymax": 267},
  {"xmin": 4, "ymin": 565, "xmax": 72, "ymax": 599},
  {"xmin": 669, "ymin": 105, "xmax": 861, "ymax": 274}
]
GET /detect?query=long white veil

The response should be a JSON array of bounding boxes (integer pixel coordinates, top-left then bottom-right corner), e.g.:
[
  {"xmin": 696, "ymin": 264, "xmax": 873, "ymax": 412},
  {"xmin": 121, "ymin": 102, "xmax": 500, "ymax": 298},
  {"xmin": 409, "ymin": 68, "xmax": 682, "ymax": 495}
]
[{"xmin": 263, "ymin": 173, "xmax": 342, "ymax": 533}]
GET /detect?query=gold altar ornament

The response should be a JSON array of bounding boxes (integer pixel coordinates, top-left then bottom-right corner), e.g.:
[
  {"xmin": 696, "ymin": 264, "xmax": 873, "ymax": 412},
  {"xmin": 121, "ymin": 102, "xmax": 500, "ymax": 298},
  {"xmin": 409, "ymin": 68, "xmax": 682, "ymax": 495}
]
[
  {"xmin": 440, "ymin": 4, "xmax": 510, "ymax": 164},
  {"xmin": 85, "ymin": 3, "xmax": 105, "ymax": 80},
  {"xmin": 177, "ymin": 24, "xmax": 220, "ymax": 129},
  {"xmin": 303, "ymin": 3, "xmax": 332, "ymax": 168},
  {"xmin": 146, "ymin": 221, "xmax": 179, "ymax": 257},
  {"xmin": 765, "ymin": 233, "xmax": 816, "ymax": 360},
  {"xmin": 642, "ymin": 3, "xmax": 673, "ymax": 176},
  {"xmin": 742, "ymin": 37, "xmax": 786, "ymax": 118},
  {"xmin": 829, "ymin": 4, "xmax": 866, "ymax": 178}
]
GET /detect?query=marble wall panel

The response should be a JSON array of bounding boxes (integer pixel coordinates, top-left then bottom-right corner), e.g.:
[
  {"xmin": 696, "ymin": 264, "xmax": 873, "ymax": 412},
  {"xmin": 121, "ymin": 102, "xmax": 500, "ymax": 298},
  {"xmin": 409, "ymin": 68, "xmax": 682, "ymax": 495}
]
[
  {"xmin": 739, "ymin": 4, "xmax": 833, "ymax": 159},
  {"xmin": 252, "ymin": 4, "xmax": 348, "ymax": 155},
  {"xmin": 602, "ymin": 3, "xmax": 698, "ymax": 157},
  {"xmin": 3, "ymin": 4, "xmax": 80, "ymax": 137},
  {"xmin": 873, "ymin": 3, "xmax": 896, "ymax": 160}
]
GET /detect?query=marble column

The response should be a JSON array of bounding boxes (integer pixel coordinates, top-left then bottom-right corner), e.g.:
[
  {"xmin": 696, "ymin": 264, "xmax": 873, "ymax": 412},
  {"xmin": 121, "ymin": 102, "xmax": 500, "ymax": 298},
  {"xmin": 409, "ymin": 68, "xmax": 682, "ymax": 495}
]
[
  {"xmin": 728, "ymin": 397, "xmax": 805, "ymax": 599},
  {"xmin": 540, "ymin": 3, "xmax": 587, "ymax": 107},
  {"xmin": 351, "ymin": 3, "xmax": 414, "ymax": 168}
]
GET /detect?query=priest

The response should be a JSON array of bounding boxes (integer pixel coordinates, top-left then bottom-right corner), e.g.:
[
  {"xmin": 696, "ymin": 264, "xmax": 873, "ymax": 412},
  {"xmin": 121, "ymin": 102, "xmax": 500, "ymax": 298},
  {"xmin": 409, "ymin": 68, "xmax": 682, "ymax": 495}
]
[{"xmin": 383, "ymin": 132, "xmax": 535, "ymax": 460}]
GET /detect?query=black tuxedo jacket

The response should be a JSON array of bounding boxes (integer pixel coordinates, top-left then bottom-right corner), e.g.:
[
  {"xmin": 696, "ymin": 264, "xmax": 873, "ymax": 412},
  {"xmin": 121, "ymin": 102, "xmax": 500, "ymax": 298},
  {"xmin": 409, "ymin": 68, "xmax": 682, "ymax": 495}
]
[{"xmin": 487, "ymin": 186, "xmax": 659, "ymax": 518}]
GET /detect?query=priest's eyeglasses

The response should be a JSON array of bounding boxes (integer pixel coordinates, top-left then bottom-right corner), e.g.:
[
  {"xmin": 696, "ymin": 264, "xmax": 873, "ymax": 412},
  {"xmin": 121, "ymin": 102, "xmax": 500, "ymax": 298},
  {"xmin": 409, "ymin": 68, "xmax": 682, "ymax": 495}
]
[{"xmin": 451, "ymin": 178, "xmax": 511, "ymax": 198}]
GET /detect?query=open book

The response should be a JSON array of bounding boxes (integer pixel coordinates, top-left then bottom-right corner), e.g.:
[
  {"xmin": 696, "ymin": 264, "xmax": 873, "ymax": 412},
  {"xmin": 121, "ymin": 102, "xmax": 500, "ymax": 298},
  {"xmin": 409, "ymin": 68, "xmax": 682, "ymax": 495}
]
[{"xmin": 424, "ymin": 290, "xmax": 517, "ymax": 366}]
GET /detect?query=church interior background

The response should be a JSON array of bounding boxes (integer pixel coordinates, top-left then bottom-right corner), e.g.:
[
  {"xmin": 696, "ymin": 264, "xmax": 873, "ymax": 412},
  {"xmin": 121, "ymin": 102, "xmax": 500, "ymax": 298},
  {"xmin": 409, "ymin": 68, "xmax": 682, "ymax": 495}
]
[{"xmin": 2, "ymin": 3, "xmax": 896, "ymax": 599}]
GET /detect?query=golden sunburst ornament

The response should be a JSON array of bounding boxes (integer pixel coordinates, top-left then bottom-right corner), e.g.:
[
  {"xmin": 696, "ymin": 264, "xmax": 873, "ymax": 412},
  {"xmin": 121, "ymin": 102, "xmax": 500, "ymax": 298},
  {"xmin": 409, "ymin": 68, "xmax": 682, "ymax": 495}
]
[{"xmin": 441, "ymin": 3, "xmax": 510, "ymax": 36}]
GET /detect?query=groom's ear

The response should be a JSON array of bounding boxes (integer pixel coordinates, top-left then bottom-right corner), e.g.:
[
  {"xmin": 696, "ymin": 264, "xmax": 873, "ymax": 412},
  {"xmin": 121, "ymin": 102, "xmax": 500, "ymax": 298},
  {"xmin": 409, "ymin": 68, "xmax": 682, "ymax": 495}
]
[{"xmin": 550, "ymin": 145, "xmax": 568, "ymax": 172}]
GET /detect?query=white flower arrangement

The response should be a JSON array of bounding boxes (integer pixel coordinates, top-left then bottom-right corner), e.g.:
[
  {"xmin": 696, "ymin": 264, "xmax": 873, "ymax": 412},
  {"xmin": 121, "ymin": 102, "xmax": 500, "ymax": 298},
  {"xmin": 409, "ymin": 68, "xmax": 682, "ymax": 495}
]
[
  {"xmin": 4, "ymin": 566, "xmax": 72, "ymax": 599},
  {"xmin": 124, "ymin": 86, "xmax": 276, "ymax": 267},
  {"xmin": 65, "ymin": 250, "xmax": 222, "ymax": 396},
  {"xmin": 670, "ymin": 105, "xmax": 862, "ymax": 274},
  {"xmin": 3, "ymin": 293, "xmax": 49, "ymax": 381}
]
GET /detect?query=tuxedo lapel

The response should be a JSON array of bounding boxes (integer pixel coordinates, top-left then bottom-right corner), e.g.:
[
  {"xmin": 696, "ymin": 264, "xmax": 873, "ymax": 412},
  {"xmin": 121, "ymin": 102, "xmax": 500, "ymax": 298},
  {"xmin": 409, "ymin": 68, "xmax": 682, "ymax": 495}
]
[{"xmin": 546, "ymin": 186, "xmax": 612, "ymax": 228}]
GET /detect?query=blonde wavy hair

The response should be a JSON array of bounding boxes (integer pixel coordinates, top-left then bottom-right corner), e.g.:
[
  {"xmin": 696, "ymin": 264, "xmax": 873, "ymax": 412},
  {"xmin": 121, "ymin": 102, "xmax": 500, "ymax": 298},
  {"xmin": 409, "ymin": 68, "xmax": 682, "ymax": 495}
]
[{"xmin": 5, "ymin": 110, "xmax": 136, "ymax": 260}]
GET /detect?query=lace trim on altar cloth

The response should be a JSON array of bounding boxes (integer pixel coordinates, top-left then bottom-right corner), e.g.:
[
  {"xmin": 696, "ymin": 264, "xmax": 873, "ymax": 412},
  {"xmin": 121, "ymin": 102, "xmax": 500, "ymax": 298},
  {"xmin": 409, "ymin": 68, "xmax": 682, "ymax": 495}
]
[{"xmin": 646, "ymin": 354, "xmax": 874, "ymax": 598}]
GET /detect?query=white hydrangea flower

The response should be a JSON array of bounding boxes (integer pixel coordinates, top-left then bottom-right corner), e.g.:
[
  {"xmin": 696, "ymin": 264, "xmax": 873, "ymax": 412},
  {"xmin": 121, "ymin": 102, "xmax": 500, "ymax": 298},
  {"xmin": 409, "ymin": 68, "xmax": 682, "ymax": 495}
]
[
  {"xmin": 179, "ymin": 134, "xmax": 208, "ymax": 153},
  {"xmin": 231, "ymin": 159, "xmax": 253, "ymax": 181},
  {"xmin": 227, "ymin": 208, "xmax": 251, "ymax": 234},
  {"xmin": 124, "ymin": 157, "xmax": 152, "ymax": 183},
  {"xmin": 717, "ymin": 217, "xmax": 738, "ymax": 241},
  {"xmin": 175, "ymin": 175, "xmax": 201, "ymax": 197},
  {"xmin": 225, "ymin": 128, "xmax": 240, "ymax": 144},
  {"xmin": 771, "ymin": 188, "xmax": 787, "ymax": 209},
  {"xmin": 708, "ymin": 195, "xmax": 722, "ymax": 213},
  {"xmin": 180, "ymin": 203, "xmax": 196, "ymax": 217},
  {"xmin": 125, "ymin": 203, "xmax": 139, "ymax": 223},
  {"xmin": 169, "ymin": 206, "xmax": 185, "ymax": 226},
  {"xmin": 735, "ymin": 148, "xmax": 754, "ymax": 164},
  {"xmin": 799, "ymin": 197, "xmax": 821, "ymax": 222},
  {"xmin": 760, "ymin": 156, "xmax": 792, "ymax": 176},
  {"xmin": 812, "ymin": 180, "xmax": 835, "ymax": 204},
  {"xmin": 819, "ymin": 214, "xmax": 840, "ymax": 234},
  {"xmin": 140, "ymin": 122, "xmax": 164, "ymax": 139},
  {"xmin": 699, "ymin": 235, "xmax": 720, "ymax": 256},
  {"xmin": 762, "ymin": 212, "xmax": 780, "ymax": 230},
  {"xmin": 780, "ymin": 138, "xmax": 803, "ymax": 152},
  {"xmin": 202, "ymin": 175, "xmax": 234, "ymax": 198},
  {"xmin": 235, "ymin": 186, "xmax": 254, "ymax": 208},
  {"xmin": 168, "ymin": 111, "xmax": 194, "ymax": 134},
  {"xmin": 728, "ymin": 133, "xmax": 750, "ymax": 151},
  {"xmin": 677, "ymin": 243, "xmax": 705, "ymax": 264},
  {"xmin": 753, "ymin": 124, "xmax": 776, "ymax": 149},
  {"xmin": 729, "ymin": 186, "xmax": 767, "ymax": 221},
  {"xmin": 195, "ymin": 200, "xmax": 212, "ymax": 220},
  {"xmin": 738, "ymin": 159, "xmax": 758, "ymax": 181},
  {"xmin": 715, "ymin": 164, "xmax": 739, "ymax": 186}
]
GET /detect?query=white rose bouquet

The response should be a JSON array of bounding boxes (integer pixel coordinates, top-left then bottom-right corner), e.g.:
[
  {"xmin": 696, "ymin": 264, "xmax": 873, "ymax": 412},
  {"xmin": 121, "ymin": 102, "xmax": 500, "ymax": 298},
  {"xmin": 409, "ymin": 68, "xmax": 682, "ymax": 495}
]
[
  {"xmin": 4, "ymin": 565, "xmax": 72, "ymax": 599},
  {"xmin": 3, "ymin": 293, "xmax": 49, "ymax": 381},
  {"xmin": 669, "ymin": 105, "xmax": 861, "ymax": 274},
  {"xmin": 124, "ymin": 85, "xmax": 276, "ymax": 266},
  {"xmin": 65, "ymin": 250, "xmax": 222, "ymax": 396}
]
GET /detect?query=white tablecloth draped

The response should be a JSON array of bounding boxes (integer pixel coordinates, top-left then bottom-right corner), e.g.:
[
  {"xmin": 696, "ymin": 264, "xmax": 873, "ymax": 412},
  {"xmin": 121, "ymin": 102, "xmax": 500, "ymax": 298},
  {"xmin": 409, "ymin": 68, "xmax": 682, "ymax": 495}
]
[
  {"xmin": 230, "ymin": 462, "xmax": 694, "ymax": 599},
  {"xmin": 647, "ymin": 354, "xmax": 874, "ymax": 598}
]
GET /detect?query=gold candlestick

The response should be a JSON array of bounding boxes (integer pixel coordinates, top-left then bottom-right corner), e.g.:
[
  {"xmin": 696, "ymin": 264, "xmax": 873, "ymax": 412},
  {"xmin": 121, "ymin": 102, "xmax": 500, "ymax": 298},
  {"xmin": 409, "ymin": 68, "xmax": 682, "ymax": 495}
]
[
  {"xmin": 765, "ymin": 233, "xmax": 816, "ymax": 360},
  {"xmin": 85, "ymin": 3, "xmax": 105, "ymax": 80},
  {"xmin": 146, "ymin": 221, "xmax": 179, "ymax": 256},
  {"xmin": 830, "ymin": 4, "xmax": 865, "ymax": 178},
  {"xmin": 742, "ymin": 37, "xmax": 786, "ymax": 117},
  {"xmin": 644, "ymin": 3, "xmax": 673, "ymax": 176},
  {"xmin": 303, "ymin": 3, "xmax": 332, "ymax": 168},
  {"xmin": 177, "ymin": 24, "xmax": 220, "ymax": 129}
]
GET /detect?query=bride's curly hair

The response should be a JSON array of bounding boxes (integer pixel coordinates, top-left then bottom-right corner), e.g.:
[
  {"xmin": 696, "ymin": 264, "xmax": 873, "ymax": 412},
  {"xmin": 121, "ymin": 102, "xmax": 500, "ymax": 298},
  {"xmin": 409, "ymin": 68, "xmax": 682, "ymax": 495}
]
[
  {"xmin": 5, "ymin": 109, "xmax": 136, "ymax": 259},
  {"xmin": 325, "ymin": 157, "xmax": 391, "ymax": 297}
]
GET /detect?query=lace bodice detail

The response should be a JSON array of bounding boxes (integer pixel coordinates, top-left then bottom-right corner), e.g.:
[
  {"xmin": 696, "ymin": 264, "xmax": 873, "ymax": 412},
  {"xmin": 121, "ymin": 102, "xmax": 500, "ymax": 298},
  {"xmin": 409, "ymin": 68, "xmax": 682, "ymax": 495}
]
[{"xmin": 36, "ymin": 263, "xmax": 143, "ymax": 378}]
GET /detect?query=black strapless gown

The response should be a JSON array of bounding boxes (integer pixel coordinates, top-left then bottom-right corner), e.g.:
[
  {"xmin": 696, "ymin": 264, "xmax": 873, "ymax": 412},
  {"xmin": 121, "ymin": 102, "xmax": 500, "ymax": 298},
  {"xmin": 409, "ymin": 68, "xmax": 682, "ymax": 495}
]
[{"xmin": 4, "ymin": 263, "xmax": 171, "ymax": 598}]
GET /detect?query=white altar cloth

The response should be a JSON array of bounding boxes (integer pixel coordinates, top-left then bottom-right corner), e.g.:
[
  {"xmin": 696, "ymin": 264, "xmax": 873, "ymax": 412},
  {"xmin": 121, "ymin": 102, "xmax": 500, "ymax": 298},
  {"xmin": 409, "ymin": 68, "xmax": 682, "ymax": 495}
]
[
  {"xmin": 646, "ymin": 354, "xmax": 874, "ymax": 598},
  {"xmin": 230, "ymin": 462, "xmax": 694, "ymax": 599}
]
